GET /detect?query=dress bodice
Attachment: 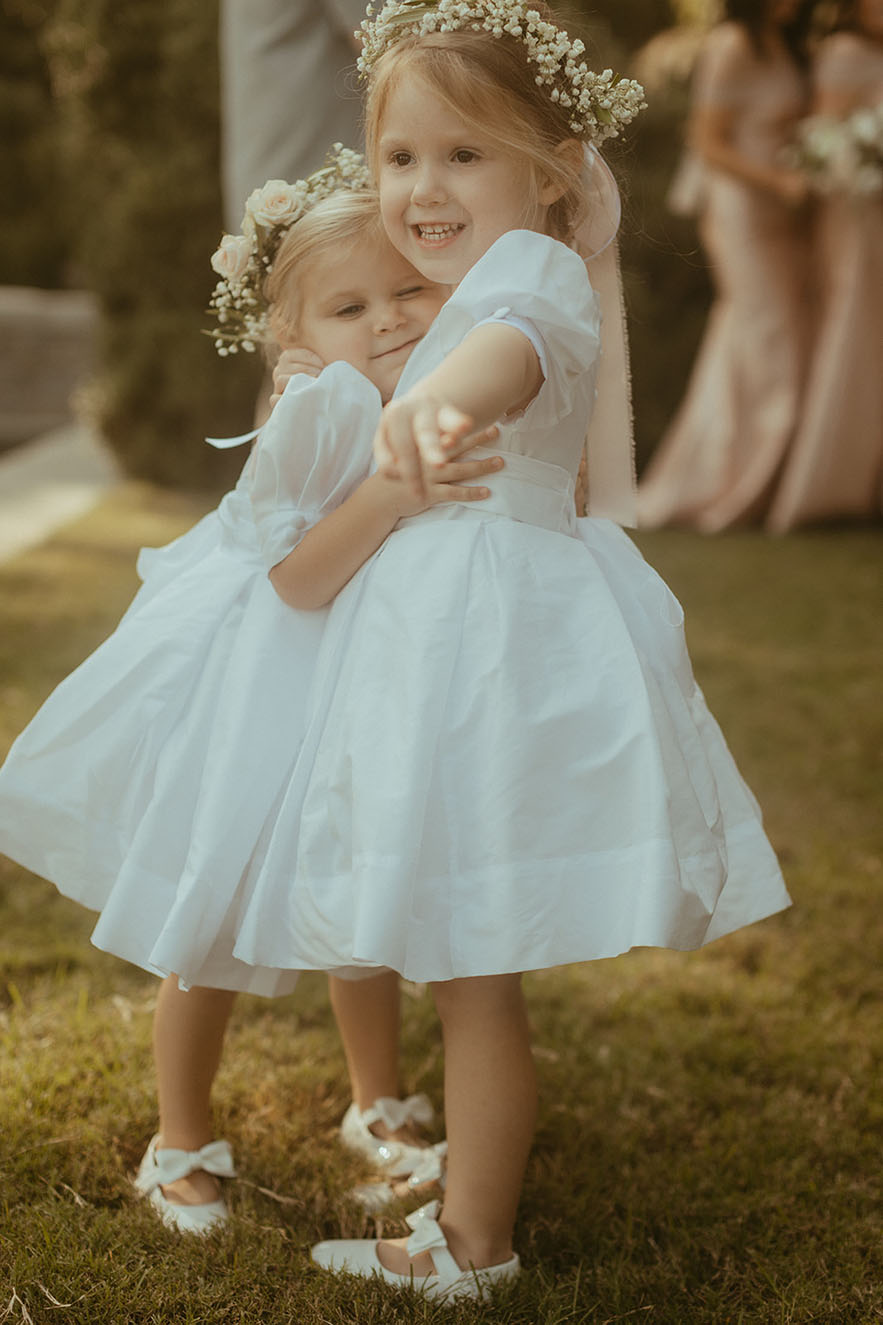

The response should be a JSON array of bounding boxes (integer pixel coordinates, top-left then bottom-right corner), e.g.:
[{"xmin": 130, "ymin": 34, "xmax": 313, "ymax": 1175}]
[{"xmin": 392, "ymin": 230, "xmax": 601, "ymax": 481}]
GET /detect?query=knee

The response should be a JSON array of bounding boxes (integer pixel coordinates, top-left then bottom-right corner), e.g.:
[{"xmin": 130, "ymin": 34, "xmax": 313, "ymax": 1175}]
[{"xmin": 430, "ymin": 973, "xmax": 523, "ymax": 1028}]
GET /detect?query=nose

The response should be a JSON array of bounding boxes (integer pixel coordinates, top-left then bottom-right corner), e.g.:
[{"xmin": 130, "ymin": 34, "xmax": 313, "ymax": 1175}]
[
  {"xmin": 374, "ymin": 298, "xmax": 407, "ymax": 334},
  {"xmin": 411, "ymin": 160, "xmax": 448, "ymax": 208}
]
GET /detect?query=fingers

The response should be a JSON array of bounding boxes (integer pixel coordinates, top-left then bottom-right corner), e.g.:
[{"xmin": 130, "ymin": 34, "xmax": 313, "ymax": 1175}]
[
  {"xmin": 443, "ymin": 423, "xmax": 500, "ymax": 460},
  {"xmin": 435, "ymin": 455, "xmax": 503, "ymax": 484},
  {"xmin": 272, "ymin": 348, "xmax": 325, "ymax": 396},
  {"xmin": 437, "ymin": 404, "xmax": 475, "ymax": 456},
  {"xmin": 428, "ymin": 482, "xmax": 492, "ymax": 504}
]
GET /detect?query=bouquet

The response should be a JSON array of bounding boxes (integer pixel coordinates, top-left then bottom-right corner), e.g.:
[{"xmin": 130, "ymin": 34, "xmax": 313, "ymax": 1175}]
[{"xmin": 791, "ymin": 105, "xmax": 883, "ymax": 198}]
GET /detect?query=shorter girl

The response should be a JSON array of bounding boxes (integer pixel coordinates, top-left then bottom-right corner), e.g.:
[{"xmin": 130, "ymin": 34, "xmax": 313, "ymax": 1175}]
[{"xmin": 0, "ymin": 156, "xmax": 500, "ymax": 1232}]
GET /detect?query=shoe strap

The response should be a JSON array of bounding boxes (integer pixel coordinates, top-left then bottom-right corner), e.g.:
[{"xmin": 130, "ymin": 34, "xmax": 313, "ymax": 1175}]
[
  {"xmin": 363, "ymin": 1093, "xmax": 434, "ymax": 1132},
  {"xmin": 405, "ymin": 1200, "xmax": 463, "ymax": 1286},
  {"xmin": 136, "ymin": 1138, "xmax": 236, "ymax": 1194}
]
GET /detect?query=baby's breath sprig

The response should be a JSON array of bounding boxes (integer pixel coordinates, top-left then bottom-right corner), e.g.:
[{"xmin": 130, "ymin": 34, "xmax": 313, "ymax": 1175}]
[
  {"xmin": 356, "ymin": 0, "xmax": 646, "ymax": 141},
  {"xmin": 205, "ymin": 145, "xmax": 372, "ymax": 356}
]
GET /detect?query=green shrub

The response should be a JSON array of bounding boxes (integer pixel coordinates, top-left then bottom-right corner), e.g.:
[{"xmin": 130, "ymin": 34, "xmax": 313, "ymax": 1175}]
[
  {"xmin": 44, "ymin": 0, "xmax": 257, "ymax": 489},
  {"xmin": 0, "ymin": 0, "xmax": 69, "ymax": 286}
]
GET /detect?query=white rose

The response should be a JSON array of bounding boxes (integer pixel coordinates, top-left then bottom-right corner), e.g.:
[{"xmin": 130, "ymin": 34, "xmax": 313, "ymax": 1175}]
[
  {"xmin": 245, "ymin": 179, "xmax": 302, "ymax": 228},
  {"xmin": 849, "ymin": 109, "xmax": 879, "ymax": 148},
  {"xmin": 210, "ymin": 233, "xmax": 252, "ymax": 281}
]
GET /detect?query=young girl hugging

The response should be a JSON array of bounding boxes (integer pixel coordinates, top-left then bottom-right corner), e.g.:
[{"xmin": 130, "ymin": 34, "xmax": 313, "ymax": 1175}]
[
  {"xmin": 0, "ymin": 154, "xmax": 502, "ymax": 1233},
  {"xmin": 227, "ymin": 2, "xmax": 793, "ymax": 1302}
]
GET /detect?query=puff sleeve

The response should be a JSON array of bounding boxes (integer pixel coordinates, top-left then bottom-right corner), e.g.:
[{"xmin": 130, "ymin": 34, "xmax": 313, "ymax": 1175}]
[
  {"xmin": 396, "ymin": 230, "xmax": 600, "ymax": 430},
  {"xmin": 248, "ymin": 361, "xmax": 382, "ymax": 572}
]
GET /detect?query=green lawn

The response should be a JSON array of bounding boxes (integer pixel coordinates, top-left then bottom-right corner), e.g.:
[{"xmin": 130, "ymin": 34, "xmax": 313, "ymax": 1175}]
[{"xmin": 1, "ymin": 488, "xmax": 881, "ymax": 1324}]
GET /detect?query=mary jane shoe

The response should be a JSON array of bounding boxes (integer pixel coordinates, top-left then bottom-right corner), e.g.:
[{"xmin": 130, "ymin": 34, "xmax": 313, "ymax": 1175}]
[
  {"xmin": 340, "ymin": 1093, "xmax": 435, "ymax": 1176},
  {"xmin": 133, "ymin": 1135, "xmax": 236, "ymax": 1234},
  {"xmin": 311, "ymin": 1199, "xmax": 520, "ymax": 1303},
  {"xmin": 350, "ymin": 1140, "xmax": 447, "ymax": 1212}
]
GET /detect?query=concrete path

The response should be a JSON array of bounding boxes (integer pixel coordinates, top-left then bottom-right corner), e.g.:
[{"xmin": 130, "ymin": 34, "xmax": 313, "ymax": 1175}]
[{"xmin": 0, "ymin": 423, "xmax": 121, "ymax": 564}]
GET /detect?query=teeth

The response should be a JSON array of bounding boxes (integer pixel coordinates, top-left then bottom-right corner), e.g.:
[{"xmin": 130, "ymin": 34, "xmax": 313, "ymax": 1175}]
[{"xmin": 417, "ymin": 223, "xmax": 461, "ymax": 238}]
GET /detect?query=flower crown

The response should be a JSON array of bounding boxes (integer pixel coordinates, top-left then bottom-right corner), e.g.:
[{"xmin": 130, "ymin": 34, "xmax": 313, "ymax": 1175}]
[
  {"xmin": 356, "ymin": 0, "xmax": 646, "ymax": 141},
  {"xmin": 206, "ymin": 145, "xmax": 372, "ymax": 356}
]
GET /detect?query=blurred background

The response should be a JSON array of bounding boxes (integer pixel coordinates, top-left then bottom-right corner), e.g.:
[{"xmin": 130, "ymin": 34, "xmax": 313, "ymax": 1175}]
[{"xmin": 0, "ymin": 0, "xmax": 714, "ymax": 491}]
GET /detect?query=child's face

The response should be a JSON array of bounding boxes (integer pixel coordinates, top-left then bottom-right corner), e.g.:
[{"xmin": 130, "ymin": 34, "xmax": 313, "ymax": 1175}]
[
  {"xmin": 377, "ymin": 76, "xmax": 543, "ymax": 285},
  {"xmin": 294, "ymin": 237, "xmax": 445, "ymax": 402}
]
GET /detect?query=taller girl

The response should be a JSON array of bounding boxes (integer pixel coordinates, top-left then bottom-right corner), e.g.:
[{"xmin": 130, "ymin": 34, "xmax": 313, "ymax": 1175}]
[{"xmin": 235, "ymin": 1, "xmax": 791, "ymax": 1300}]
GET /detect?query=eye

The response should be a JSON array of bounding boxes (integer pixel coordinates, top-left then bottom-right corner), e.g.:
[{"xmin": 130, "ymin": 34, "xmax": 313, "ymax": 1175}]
[
  {"xmin": 396, "ymin": 285, "xmax": 426, "ymax": 300},
  {"xmin": 453, "ymin": 148, "xmax": 479, "ymax": 164},
  {"xmin": 388, "ymin": 150, "xmax": 413, "ymax": 168},
  {"xmin": 335, "ymin": 303, "xmax": 365, "ymax": 318}
]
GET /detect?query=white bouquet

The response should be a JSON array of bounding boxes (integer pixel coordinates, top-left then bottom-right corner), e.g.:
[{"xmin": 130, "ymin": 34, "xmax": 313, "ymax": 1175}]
[{"xmin": 792, "ymin": 105, "xmax": 883, "ymax": 198}]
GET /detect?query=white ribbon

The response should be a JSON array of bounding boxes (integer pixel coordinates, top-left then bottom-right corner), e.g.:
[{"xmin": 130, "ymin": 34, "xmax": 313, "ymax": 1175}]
[
  {"xmin": 369, "ymin": 1092, "xmax": 435, "ymax": 1132},
  {"xmin": 204, "ymin": 427, "xmax": 261, "ymax": 450},
  {"xmin": 135, "ymin": 1139, "xmax": 236, "ymax": 1194},
  {"xmin": 406, "ymin": 1200, "xmax": 448, "ymax": 1257}
]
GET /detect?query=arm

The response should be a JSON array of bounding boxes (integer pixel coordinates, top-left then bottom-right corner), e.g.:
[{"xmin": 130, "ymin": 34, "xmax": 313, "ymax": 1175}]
[
  {"xmin": 375, "ymin": 323, "xmax": 542, "ymax": 495},
  {"xmin": 268, "ymin": 451, "xmax": 503, "ymax": 610},
  {"xmin": 690, "ymin": 105, "xmax": 808, "ymax": 204}
]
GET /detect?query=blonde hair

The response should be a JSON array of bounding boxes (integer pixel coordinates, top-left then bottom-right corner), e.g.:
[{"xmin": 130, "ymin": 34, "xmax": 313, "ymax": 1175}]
[
  {"xmin": 265, "ymin": 189, "xmax": 386, "ymax": 346},
  {"xmin": 364, "ymin": 22, "xmax": 589, "ymax": 242}
]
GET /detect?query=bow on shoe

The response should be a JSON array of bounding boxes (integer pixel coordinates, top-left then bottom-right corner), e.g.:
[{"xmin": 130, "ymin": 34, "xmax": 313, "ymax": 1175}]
[
  {"xmin": 135, "ymin": 1139, "xmax": 237, "ymax": 1195},
  {"xmin": 405, "ymin": 1200, "xmax": 449, "ymax": 1258},
  {"xmin": 372, "ymin": 1093, "xmax": 434, "ymax": 1132}
]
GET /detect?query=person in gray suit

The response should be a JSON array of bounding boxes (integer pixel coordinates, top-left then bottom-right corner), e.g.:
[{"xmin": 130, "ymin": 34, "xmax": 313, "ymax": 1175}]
[{"xmin": 220, "ymin": 0, "xmax": 367, "ymax": 232}]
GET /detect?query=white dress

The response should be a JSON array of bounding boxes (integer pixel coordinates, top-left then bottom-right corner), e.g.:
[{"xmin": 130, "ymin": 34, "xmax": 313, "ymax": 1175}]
[
  {"xmin": 0, "ymin": 363, "xmax": 380, "ymax": 995},
  {"xmin": 230, "ymin": 231, "xmax": 791, "ymax": 983}
]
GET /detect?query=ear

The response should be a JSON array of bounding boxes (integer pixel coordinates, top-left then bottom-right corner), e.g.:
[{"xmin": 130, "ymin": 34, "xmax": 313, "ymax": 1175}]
[{"xmin": 537, "ymin": 138, "xmax": 584, "ymax": 206}]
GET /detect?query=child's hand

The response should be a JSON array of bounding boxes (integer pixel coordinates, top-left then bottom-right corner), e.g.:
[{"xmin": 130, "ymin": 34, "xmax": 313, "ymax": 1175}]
[
  {"xmin": 376, "ymin": 451, "xmax": 504, "ymax": 519},
  {"xmin": 270, "ymin": 348, "xmax": 326, "ymax": 408},
  {"xmin": 374, "ymin": 395, "xmax": 478, "ymax": 500}
]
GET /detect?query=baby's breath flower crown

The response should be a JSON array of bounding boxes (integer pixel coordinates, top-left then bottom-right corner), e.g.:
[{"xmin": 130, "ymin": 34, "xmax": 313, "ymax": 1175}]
[
  {"xmin": 206, "ymin": 144, "xmax": 371, "ymax": 356},
  {"xmin": 356, "ymin": 0, "xmax": 646, "ymax": 141}
]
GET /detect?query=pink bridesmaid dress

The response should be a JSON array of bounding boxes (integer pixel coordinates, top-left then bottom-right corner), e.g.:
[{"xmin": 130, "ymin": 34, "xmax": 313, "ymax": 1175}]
[
  {"xmin": 767, "ymin": 32, "xmax": 883, "ymax": 532},
  {"xmin": 638, "ymin": 22, "xmax": 811, "ymax": 532}
]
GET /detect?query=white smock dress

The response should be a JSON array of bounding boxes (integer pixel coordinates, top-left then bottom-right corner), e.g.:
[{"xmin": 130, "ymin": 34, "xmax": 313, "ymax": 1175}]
[
  {"xmin": 231, "ymin": 231, "xmax": 791, "ymax": 984},
  {"xmin": 0, "ymin": 363, "xmax": 380, "ymax": 995}
]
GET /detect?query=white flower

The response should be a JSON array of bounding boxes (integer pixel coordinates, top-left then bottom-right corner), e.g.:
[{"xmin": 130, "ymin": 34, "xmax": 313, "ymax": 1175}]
[
  {"xmin": 245, "ymin": 179, "xmax": 303, "ymax": 228},
  {"xmin": 210, "ymin": 233, "xmax": 252, "ymax": 282}
]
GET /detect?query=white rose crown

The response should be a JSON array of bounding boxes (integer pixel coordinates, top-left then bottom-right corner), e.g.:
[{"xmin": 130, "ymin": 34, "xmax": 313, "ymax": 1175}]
[{"xmin": 206, "ymin": 145, "xmax": 372, "ymax": 356}]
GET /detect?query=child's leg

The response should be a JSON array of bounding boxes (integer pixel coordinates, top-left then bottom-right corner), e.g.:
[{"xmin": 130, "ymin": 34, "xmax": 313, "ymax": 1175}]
[
  {"xmin": 378, "ymin": 973, "xmax": 537, "ymax": 1273},
  {"xmin": 153, "ymin": 976, "xmax": 236, "ymax": 1205},
  {"xmin": 329, "ymin": 970, "xmax": 428, "ymax": 1151},
  {"xmin": 329, "ymin": 970, "xmax": 401, "ymax": 1110}
]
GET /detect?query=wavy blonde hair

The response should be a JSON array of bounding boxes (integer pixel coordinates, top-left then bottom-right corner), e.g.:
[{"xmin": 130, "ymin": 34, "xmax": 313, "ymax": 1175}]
[{"xmin": 264, "ymin": 189, "xmax": 386, "ymax": 347}]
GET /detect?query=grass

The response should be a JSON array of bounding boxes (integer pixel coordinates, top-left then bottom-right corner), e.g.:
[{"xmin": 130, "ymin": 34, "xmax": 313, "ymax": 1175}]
[{"xmin": 0, "ymin": 487, "xmax": 881, "ymax": 1324}]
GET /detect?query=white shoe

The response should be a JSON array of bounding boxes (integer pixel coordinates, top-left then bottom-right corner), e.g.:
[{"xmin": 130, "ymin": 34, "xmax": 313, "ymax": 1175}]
[
  {"xmin": 311, "ymin": 1199, "xmax": 520, "ymax": 1303},
  {"xmin": 340, "ymin": 1094, "xmax": 435, "ymax": 1176},
  {"xmin": 133, "ymin": 1135, "xmax": 236, "ymax": 1234},
  {"xmin": 350, "ymin": 1141, "xmax": 447, "ymax": 1211}
]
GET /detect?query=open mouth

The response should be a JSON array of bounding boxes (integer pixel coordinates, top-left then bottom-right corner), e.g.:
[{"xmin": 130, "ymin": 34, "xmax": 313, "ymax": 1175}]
[{"xmin": 413, "ymin": 223, "xmax": 465, "ymax": 246}]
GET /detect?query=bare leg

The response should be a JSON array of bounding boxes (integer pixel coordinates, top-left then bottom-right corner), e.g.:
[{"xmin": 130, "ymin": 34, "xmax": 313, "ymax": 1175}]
[
  {"xmin": 153, "ymin": 975, "xmax": 236, "ymax": 1205},
  {"xmin": 329, "ymin": 970, "xmax": 429, "ymax": 1151},
  {"xmin": 378, "ymin": 973, "xmax": 536, "ymax": 1274}
]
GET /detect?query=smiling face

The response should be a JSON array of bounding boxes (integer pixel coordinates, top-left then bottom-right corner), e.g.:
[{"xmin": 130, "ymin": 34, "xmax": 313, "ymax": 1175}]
[
  {"xmin": 291, "ymin": 235, "xmax": 446, "ymax": 402},
  {"xmin": 377, "ymin": 75, "xmax": 551, "ymax": 285}
]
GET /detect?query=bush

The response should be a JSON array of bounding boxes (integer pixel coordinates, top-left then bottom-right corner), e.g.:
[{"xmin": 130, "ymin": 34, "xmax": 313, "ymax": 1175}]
[
  {"xmin": 0, "ymin": 0, "xmax": 69, "ymax": 286},
  {"xmin": 44, "ymin": 0, "xmax": 257, "ymax": 489}
]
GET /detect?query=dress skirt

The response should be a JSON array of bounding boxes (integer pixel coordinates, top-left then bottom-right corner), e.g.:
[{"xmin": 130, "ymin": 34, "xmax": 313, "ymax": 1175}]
[{"xmin": 232, "ymin": 449, "xmax": 790, "ymax": 983}]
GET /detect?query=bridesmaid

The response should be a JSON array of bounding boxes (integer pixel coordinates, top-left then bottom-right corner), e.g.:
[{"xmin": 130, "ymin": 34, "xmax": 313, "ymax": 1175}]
[
  {"xmin": 638, "ymin": 0, "xmax": 814, "ymax": 532},
  {"xmin": 768, "ymin": 0, "xmax": 883, "ymax": 532}
]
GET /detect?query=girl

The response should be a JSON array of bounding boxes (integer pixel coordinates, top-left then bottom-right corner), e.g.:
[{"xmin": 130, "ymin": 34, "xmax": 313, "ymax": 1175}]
[
  {"xmin": 768, "ymin": 0, "xmax": 883, "ymax": 531},
  {"xmin": 638, "ymin": 0, "xmax": 815, "ymax": 532},
  {"xmin": 0, "ymin": 161, "xmax": 502, "ymax": 1232},
  {"xmin": 228, "ymin": 1, "xmax": 792, "ymax": 1301}
]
